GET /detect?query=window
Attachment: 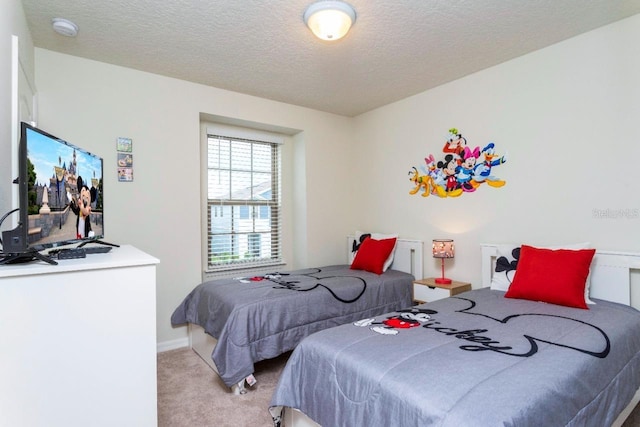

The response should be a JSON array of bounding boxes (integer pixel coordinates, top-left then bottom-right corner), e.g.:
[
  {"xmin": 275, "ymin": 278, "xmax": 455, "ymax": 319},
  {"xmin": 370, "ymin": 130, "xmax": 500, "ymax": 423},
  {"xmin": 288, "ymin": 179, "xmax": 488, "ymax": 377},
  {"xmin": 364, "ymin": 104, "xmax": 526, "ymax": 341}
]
[{"xmin": 206, "ymin": 133, "xmax": 281, "ymax": 270}]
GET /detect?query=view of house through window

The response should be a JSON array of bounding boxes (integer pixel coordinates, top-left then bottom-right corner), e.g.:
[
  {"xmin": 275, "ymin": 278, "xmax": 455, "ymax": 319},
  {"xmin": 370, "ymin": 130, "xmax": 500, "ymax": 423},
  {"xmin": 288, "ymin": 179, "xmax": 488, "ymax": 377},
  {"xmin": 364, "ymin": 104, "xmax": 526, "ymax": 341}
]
[{"xmin": 206, "ymin": 133, "xmax": 281, "ymax": 270}]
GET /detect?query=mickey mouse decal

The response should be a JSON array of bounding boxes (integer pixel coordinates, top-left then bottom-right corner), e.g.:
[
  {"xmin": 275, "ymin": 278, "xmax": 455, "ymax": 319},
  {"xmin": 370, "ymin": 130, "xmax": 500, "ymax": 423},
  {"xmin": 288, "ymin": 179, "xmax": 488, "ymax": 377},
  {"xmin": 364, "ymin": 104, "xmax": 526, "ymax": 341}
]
[{"xmin": 69, "ymin": 176, "xmax": 96, "ymax": 239}]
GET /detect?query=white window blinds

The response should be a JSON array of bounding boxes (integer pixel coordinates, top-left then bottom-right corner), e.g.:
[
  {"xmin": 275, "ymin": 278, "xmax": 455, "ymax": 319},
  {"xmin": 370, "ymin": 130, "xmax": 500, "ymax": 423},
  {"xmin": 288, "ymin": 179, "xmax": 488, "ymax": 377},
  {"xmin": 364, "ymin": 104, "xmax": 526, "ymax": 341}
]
[{"xmin": 206, "ymin": 133, "xmax": 282, "ymax": 271}]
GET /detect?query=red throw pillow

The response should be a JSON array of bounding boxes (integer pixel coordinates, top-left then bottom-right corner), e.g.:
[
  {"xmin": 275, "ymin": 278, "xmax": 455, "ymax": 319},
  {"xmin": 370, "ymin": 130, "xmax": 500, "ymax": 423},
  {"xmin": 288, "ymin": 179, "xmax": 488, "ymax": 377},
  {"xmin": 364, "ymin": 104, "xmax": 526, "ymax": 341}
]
[
  {"xmin": 504, "ymin": 245, "xmax": 595, "ymax": 309},
  {"xmin": 350, "ymin": 237, "xmax": 397, "ymax": 275}
]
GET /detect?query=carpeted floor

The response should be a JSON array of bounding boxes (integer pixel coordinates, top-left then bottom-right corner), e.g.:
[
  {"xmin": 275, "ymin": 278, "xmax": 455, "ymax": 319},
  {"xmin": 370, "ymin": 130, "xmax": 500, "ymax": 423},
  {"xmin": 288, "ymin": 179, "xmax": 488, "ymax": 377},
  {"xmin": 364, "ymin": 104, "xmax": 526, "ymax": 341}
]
[
  {"xmin": 158, "ymin": 347, "xmax": 640, "ymax": 427},
  {"xmin": 158, "ymin": 347, "xmax": 288, "ymax": 426}
]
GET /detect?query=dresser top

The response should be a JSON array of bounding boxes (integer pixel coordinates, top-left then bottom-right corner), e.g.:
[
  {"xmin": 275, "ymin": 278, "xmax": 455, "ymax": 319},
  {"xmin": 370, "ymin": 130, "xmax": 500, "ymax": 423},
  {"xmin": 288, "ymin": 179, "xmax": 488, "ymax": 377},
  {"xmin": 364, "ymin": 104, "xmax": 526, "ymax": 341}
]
[{"xmin": 0, "ymin": 245, "xmax": 159, "ymax": 278}]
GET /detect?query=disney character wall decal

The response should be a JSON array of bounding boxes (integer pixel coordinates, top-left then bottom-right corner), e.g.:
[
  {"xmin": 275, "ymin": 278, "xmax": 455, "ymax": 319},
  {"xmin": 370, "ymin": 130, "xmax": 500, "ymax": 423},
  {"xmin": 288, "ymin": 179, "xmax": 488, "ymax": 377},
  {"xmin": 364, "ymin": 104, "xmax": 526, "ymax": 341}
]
[{"xmin": 409, "ymin": 128, "xmax": 507, "ymax": 198}]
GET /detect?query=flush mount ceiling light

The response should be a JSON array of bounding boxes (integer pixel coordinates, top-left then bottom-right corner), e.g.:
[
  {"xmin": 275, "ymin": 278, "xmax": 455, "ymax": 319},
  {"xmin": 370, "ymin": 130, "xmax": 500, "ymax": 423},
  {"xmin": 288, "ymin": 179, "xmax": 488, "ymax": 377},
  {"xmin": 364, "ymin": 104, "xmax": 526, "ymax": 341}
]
[
  {"xmin": 52, "ymin": 18, "xmax": 79, "ymax": 37},
  {"xmin": 304, "ymin": 1, "xmax": 356, "ymax": 41}
]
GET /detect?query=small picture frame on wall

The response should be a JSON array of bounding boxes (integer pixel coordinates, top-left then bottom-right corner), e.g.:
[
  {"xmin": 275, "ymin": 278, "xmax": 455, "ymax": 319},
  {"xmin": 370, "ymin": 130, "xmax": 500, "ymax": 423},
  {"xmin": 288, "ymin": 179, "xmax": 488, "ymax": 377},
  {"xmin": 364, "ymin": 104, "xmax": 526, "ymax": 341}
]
[
  {"xmin": 117, "ymin": 137, "xmax": 132, "ymax": 152},
  {"xmin": 117, "ymin": 152, "xmax": 133, "ymax": 168},
  {"xmin": 117, "ymin": 152, "xmax": 133, "ymax": 182},
  {"xmin": 118, "ymin": 167, "xmax": 133, "ymax": 182}
]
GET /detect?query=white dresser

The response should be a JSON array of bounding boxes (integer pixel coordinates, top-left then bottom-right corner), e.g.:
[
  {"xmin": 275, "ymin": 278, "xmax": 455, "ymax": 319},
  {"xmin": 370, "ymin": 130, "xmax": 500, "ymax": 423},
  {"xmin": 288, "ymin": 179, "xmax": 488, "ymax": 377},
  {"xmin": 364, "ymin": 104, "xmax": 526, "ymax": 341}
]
[{"xmin": 0, "ymin": 245, "xmax": 159, "ymax": 427}]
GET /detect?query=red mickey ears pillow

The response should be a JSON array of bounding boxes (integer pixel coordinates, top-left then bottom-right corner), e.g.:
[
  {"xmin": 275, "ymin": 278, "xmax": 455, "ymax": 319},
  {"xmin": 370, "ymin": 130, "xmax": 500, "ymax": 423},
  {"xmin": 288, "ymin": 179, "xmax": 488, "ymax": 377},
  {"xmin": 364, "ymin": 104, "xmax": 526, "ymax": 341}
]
[
  {"xmin": 504, "ymin": 245, "xmax": 596, "ymax": 309},
  {"xmin": 350, "ymin": 237, "xmax": 397, "ymax": 275}
]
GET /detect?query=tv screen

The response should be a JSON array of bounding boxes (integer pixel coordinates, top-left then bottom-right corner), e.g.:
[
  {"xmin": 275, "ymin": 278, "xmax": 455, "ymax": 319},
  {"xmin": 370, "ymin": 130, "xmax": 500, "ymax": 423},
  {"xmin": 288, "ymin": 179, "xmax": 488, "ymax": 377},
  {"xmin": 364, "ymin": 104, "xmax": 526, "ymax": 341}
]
[{"xmin": 23, "ymin": 123, "xmax": 104, "ymax": 250}]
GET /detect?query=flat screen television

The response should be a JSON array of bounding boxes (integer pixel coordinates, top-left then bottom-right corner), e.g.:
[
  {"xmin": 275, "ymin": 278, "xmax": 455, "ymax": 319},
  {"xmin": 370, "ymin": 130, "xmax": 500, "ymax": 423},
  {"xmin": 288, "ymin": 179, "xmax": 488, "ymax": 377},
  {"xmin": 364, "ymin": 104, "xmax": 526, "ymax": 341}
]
[{"xmin": 1, "ymin": 122, "xmax": 105, "ymax": 264}]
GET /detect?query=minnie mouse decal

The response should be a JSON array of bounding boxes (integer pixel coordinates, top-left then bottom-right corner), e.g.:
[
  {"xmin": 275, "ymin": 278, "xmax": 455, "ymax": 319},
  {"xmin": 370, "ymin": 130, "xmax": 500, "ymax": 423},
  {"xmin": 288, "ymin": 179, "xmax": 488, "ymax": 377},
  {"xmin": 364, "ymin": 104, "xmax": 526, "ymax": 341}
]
[{"xmin": 69, "ymin": 176, "xmax": 96, "ymax": 239}]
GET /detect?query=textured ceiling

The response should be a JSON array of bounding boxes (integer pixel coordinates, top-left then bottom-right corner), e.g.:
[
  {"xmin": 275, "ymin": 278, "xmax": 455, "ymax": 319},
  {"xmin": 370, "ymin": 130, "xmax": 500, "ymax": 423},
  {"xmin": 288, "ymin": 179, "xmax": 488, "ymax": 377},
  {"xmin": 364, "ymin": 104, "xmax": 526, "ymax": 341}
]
[{"xmin": 20, "ymin": 0, "xmax": 640, "ymax": 117}]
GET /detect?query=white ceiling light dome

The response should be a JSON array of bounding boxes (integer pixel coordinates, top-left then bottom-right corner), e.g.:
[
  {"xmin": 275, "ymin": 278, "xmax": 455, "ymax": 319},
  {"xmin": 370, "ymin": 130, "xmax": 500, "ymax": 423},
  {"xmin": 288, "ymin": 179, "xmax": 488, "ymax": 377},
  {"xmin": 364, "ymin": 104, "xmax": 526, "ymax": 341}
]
[
  {"xmin": 52, "ymin": 18, "xmax": 79, "ymax": 37},
  {"xmin": 304, "ymin": 1, "xmax": 356, "ymax": 41}
]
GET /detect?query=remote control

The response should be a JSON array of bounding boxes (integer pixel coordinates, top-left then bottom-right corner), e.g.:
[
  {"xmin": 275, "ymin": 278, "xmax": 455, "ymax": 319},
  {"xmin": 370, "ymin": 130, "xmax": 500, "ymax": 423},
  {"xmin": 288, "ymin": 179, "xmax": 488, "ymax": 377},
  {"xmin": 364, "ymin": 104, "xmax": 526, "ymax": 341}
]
[{"xmin": 57, "ymin": 248, "xmax": 87, "ymax": 259}]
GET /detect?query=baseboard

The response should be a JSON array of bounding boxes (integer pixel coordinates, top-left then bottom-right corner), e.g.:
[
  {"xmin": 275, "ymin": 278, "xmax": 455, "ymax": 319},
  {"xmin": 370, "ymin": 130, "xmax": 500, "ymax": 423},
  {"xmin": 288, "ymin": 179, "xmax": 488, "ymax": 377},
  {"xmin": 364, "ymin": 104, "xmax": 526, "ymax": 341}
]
[{"xmin": 157, "ymin": 337, "xmax": 189, "ymax": 353}]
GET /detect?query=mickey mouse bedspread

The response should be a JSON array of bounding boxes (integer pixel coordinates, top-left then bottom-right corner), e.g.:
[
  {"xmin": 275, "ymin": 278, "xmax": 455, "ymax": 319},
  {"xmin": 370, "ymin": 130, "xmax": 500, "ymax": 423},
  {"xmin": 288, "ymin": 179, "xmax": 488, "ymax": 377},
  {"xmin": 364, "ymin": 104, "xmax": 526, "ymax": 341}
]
[
  {"xmin": 270, "ymin": 288, "xmax": 640, "ymax": 427},
  {"xmin": 171, "ymin": 265, "xmax": 414, "ymax": 387}
]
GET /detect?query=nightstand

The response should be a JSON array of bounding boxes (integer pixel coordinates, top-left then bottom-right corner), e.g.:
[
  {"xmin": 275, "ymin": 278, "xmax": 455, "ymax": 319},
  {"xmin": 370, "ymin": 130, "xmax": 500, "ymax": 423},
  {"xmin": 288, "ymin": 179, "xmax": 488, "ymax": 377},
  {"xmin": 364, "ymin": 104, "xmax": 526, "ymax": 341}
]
[{"xmin": 413, "ymin": 278, "xmax": 472, "ymax": 304}]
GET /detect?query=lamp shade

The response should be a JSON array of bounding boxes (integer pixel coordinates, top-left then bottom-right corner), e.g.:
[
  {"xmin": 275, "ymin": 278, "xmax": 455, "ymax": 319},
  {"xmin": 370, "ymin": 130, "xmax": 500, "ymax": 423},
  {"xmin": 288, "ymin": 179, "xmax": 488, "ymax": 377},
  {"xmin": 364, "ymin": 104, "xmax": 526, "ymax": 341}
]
[
  {"xmin": 304, "ymin": 1, "xmax": 356, "ymax": 41},
  {"xmin": 433, "ymin": 239, "xmax": 455, "ymax": 258}
]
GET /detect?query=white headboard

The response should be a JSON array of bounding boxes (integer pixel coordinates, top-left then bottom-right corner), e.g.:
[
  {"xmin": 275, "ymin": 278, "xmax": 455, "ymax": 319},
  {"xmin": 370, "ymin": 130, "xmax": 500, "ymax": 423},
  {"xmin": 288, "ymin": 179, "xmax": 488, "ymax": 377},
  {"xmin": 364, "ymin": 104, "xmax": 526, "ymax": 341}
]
[
  {"xmin": 347, "ymin": 236, "xmax": 423, "ymax": 279},
  {"xmin": 481, "ymin": 244, "xmax": 640, "ymax": 306}
]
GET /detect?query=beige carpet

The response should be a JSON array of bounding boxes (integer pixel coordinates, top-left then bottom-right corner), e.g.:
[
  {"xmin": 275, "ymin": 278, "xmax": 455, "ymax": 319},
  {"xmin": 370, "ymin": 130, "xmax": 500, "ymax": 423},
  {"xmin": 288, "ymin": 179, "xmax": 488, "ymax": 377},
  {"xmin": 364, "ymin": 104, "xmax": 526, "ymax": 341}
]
[
  {"xmin": 158, "ymin": 348, "xmax": 287, "ymax": 426},
  {"xmin": 158, "ymin": 347, "xmax": 640, "ymax": 427}
]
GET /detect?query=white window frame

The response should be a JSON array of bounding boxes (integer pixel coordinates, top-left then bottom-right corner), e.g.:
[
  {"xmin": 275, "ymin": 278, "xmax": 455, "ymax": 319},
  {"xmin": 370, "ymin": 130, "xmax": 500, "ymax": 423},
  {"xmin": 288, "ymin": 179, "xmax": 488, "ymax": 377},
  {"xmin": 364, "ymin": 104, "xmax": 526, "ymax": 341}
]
[{"xmin": 203, "ymin": 125, "xmax": 284, "ymax": 272}]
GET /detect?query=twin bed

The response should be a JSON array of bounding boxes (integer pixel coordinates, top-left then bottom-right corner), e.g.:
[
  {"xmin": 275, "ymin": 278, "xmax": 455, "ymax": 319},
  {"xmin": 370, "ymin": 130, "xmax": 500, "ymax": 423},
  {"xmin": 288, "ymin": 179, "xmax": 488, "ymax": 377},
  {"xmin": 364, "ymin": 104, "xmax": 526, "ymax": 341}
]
[
  {"xmin": 269, "ymin": 244, "xmax": 640, "ymax": 427},
  {"xmin": 171, "ymin": 236, "xmax": 423, "ymax": 394}
]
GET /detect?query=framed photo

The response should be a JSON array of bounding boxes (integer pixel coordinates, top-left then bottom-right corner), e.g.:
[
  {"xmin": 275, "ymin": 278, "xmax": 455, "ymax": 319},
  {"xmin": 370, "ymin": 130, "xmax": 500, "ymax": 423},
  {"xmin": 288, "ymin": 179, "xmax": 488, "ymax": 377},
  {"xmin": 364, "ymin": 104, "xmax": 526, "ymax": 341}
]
[
  {"xmin": 117, "ymin": 137, "xmax": 132, "ymax": 152},
  {"xmin": 118, "ymin": 168, "xmax": 133, "ymax": 182},
  {"xmin": 117, "ymin": 153, "xmax": 133, "ymax": 168}
]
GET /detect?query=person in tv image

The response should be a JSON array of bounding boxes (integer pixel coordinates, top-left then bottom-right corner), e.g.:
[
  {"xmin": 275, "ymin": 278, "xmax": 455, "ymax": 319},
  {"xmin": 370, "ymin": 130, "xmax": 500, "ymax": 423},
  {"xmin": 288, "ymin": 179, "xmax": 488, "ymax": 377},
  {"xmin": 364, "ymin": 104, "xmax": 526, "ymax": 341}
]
[{"xmin": 69, "ymin": 176, "xmax": 95, "ymax": 239}]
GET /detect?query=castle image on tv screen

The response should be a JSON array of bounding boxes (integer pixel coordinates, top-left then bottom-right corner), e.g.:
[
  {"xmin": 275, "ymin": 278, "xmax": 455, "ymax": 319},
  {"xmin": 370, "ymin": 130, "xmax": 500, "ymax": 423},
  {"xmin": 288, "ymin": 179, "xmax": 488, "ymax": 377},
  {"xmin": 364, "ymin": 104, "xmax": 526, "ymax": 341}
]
[{"xmin": 26, "ymin": 127, "xmax": 104, "ymax": 248}]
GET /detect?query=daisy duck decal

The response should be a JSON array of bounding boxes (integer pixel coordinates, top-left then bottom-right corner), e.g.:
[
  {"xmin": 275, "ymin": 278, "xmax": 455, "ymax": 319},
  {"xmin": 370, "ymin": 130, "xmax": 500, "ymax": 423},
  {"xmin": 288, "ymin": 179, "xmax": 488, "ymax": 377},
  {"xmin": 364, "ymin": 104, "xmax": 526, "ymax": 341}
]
[{"xmin": 408, "ymin": 128, "xmax": 507, "ymax": 198}]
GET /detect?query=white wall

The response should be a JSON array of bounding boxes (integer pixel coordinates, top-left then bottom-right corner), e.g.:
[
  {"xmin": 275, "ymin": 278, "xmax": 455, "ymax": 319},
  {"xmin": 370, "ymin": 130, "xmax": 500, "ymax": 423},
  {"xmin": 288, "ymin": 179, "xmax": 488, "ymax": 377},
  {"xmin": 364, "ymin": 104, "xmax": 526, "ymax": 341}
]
[
  {"xmin": 352, "ymin": 13, "xmax": 640, "ymax": 286},
  {"xmin": 0, "ymin": 0, "xmax": 35, "ymax": 227},
  {"xmin": 33, "ymin": 49, "xmax": 355, "ymax": 345},
  {"xmin": 20, "ymin": 11, "xmax": 640, "ymax": 349}
]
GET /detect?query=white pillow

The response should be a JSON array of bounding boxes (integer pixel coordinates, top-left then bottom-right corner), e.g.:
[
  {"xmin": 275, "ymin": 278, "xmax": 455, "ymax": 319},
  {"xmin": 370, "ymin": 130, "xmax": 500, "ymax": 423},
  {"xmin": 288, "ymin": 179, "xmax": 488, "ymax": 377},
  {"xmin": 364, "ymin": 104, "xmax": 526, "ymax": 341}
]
[
  {"xmin": 490, "ymin": 244, "xmax": 520, "ymax": 292},
  {"xmin": 353, "ymin": 231, "xmax": 398, "ymax": 272},
  {"xmin": 490, "ymin": 242, "xmax": 594, "ymax": 304}
]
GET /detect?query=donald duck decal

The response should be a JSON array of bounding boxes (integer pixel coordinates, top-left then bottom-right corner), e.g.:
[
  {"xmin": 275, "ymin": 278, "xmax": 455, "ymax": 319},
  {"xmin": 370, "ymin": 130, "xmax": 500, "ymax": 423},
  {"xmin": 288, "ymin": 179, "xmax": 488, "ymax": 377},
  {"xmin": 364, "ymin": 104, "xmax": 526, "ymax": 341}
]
[{"xmin": 409, "ymin": 128, "xmax": 507, "ymax": 198}]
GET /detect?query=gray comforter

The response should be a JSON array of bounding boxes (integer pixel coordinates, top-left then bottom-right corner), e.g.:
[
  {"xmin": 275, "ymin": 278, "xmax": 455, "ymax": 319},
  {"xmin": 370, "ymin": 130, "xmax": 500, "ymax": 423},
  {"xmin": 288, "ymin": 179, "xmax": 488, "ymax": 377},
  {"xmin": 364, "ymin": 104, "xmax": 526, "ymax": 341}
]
[
  {"xmin": 171, "ymin": 265, "xmax": 413, "ymax": 387},
  {"xmin": 270, "ymin": 288, "xmax": 640, "ymax": 427}
]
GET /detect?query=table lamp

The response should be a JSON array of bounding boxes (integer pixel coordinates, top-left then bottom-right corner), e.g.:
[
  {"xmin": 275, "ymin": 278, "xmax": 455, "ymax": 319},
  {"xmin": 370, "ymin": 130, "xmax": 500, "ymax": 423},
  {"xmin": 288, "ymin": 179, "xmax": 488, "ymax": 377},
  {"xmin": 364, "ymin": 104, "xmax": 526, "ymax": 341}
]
[{"xmin": 432, "ymin": 239, "xmax": 454, "ymax": 284}]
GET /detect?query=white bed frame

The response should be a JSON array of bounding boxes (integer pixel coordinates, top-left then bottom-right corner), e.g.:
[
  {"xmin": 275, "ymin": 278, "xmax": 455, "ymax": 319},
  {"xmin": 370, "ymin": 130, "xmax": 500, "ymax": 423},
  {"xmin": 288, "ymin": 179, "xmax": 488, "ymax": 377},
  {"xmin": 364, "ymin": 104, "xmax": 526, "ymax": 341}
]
[
  {"xmin": 189, "ymin": 237, "xmax": 424, "ymax": 395},
  {"xmin": 481, "ymin": 245, "xmax": 640, "ymax": 307},
  {"xmin": 283, "ymin": 244, "xmax": 640, "ymax": 427}
]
